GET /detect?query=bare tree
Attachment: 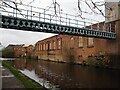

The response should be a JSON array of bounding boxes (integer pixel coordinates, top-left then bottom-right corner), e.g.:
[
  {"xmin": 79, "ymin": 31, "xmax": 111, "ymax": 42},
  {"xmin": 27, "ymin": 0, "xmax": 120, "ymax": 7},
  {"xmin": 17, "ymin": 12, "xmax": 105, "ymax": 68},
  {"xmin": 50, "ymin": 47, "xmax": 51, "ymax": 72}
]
[
  {"xmin": 77, "ymin": 0, "xmax": 116, "ymax": 19},
  {"xmin": 0, "ymin": 0, "xmax": 116, "ymax": 19},
  {"xmin": 0, "ymin": 0, "xmax": 27, "ymax": 17},
  {"xmin": 1, "ymin": 0, "xmax": 20, "ymax": 11}
]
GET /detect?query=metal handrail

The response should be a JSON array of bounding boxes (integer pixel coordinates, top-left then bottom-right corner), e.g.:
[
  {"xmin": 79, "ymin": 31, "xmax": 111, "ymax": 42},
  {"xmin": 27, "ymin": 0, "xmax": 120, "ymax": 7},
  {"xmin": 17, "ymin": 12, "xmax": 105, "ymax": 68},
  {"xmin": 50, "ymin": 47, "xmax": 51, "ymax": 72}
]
[{"xmin": 0, "ymin": 0, "xmax": 115, "ymax": 33}]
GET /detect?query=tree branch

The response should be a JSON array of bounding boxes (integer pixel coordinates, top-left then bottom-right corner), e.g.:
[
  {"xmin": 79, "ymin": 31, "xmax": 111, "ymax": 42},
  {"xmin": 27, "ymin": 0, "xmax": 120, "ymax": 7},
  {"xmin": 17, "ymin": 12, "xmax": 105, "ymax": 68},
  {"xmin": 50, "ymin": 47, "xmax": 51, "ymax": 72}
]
[
  {"xmin": 78, "ymin": 0, "xmax": 82, "ymax": 17},
  {"xmin": 85, "ymin": 0, "xmax": 99, "ymax": 14},
  {"xmin": 91, "ymin": 0, "xmax": 105, "ymax": 17}
]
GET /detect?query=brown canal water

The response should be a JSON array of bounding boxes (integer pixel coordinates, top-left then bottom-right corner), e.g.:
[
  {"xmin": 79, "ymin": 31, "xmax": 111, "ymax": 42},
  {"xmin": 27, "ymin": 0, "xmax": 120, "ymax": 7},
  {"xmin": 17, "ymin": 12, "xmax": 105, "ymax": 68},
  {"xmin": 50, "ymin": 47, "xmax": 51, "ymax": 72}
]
[{"xmin": 11, "ymin": 58, "xmax": 120, "ymax": 89}]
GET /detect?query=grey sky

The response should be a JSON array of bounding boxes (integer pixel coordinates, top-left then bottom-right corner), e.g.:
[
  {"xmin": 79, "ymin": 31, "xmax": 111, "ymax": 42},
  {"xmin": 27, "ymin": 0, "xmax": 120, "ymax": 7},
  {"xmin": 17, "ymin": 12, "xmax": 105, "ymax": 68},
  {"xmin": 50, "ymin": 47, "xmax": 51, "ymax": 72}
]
[
  {"xmin": 0, "ymin": 0, "xmax": 105, "ymax": 47},
  {"xmin": 0, "ymin": 28, "xmax": 56, "ymax": 47}
]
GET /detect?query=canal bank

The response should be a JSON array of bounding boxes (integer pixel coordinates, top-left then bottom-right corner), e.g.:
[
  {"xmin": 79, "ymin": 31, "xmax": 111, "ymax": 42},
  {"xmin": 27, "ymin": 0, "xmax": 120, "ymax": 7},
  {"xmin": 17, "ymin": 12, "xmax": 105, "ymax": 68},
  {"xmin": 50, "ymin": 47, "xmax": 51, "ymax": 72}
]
[
  {"xmin": 36, "ymin": 58, "xmax": 120, "ymax": 70},
  {"xmin": 2, "ymin": 61, "xmax": 47, "ymax": 90}
]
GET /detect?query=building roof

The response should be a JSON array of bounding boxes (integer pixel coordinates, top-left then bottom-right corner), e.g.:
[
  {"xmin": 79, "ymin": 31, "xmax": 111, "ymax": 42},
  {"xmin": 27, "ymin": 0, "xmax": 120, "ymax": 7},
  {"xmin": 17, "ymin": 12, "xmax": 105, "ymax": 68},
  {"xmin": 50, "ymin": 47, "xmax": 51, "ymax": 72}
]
[{"xmin": 5, "ymin": 44, "xmax": 25, "ymax": 49}]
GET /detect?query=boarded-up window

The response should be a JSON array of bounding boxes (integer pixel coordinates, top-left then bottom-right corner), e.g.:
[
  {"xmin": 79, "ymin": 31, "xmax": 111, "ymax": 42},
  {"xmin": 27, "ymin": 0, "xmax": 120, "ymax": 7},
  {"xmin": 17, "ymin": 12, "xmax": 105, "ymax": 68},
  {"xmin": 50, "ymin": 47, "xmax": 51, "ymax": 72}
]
[
  {"xmin": 88, "ymin": 38, "xmax": 94, "ymax": 47},
  {"xmin": 78, "ymin": 36, "xmax": 83, "ymax": 47}
]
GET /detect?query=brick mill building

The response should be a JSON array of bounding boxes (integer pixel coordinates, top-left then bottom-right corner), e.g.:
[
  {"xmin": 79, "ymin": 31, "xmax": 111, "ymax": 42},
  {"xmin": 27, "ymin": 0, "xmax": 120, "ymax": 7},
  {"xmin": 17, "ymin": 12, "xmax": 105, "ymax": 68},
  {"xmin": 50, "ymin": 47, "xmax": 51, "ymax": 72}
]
[
  {"xmin": 34, "ymin": 35, "xmax": 95, "ymax": 63},
  {"xmin": 14, "ymin": 44, "xmax": 33, "ymax": 58},
  {"xmin": 34, "ymin": 2, "xmax": 120, "ymax": 67}
]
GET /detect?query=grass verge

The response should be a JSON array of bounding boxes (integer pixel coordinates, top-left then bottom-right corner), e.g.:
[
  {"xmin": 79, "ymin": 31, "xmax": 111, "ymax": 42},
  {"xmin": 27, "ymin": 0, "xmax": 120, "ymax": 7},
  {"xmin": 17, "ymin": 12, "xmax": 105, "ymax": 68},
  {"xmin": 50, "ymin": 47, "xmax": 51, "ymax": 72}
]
[{"xmin": 2, "ymin": 61, "xmax": 47, "ymax": 90}]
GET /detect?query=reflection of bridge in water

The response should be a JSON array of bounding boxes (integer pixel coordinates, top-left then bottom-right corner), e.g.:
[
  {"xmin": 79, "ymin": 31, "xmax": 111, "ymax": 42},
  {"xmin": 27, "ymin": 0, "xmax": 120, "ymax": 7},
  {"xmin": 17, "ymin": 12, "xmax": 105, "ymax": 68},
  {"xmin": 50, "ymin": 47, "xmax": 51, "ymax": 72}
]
[{"xmin": 0, "ymin": 0, "xmax": 116, "ymax": 39}]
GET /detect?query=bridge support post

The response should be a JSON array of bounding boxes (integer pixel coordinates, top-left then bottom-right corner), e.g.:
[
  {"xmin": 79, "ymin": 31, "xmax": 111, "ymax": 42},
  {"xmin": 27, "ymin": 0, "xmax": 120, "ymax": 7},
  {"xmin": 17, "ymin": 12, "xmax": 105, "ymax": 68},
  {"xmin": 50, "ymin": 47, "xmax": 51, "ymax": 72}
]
[{"xmin": 0, "ymin": 13, "xmax": 2, "ymax": 28}]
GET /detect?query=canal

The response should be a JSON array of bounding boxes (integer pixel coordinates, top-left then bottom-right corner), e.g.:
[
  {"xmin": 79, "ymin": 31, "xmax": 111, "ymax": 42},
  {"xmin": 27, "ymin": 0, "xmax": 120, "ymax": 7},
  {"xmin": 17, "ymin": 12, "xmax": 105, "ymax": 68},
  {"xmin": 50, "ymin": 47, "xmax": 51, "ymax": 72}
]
[{"xmin": 10, "ymin": 58, "xmax": 120, "ymax": 88}]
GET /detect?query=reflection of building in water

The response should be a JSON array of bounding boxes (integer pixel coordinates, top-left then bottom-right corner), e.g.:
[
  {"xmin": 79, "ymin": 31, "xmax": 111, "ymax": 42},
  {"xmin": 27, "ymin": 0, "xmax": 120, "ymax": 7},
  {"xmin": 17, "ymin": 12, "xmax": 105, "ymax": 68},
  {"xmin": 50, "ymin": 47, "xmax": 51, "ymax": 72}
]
[
  {"xmin": 13, "ymin": 59, "xmax": 27, "ymax": 69},
  {"xmin": 13, "ymin": 58, "xmax": 38, "ymax": 71}
]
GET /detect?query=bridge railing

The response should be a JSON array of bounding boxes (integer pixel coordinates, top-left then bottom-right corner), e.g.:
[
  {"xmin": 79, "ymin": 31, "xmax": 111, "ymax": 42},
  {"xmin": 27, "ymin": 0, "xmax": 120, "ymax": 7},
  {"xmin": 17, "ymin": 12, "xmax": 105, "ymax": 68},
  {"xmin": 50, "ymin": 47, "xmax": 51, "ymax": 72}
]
[{"xmin": 0, "ymin": 0, "xmax": 115, "ymax": 33}]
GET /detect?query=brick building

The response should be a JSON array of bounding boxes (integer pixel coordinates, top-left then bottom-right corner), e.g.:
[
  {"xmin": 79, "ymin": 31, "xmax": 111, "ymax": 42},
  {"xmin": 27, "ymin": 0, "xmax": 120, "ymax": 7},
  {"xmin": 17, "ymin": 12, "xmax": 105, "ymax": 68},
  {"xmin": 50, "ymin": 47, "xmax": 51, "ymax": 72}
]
[
  {"xmin": 2, "ymin": 44, "xmax": 23, "ymax": 58},
  {"xmin": 34, "ymin": 2, "xmax": 120, "ymax": 67},
  {"xmin": 34, "ymin": 20, "xmax": 118, "ymax": 64},
  {"xmin": 34, "ymin": 35, "xmax": 96, "ymax": 63},
  {"xmin": 14, "ymin": 45, "xmax": 33, "ymax": 58}
]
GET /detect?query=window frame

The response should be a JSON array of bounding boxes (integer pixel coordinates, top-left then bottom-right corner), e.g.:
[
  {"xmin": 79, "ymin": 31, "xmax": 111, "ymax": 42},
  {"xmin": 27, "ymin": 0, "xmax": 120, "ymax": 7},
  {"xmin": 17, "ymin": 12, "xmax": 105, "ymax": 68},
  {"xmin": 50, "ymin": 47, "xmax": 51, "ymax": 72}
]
[
  {"xmin": 78, "ymin": 36, "xmax": 83, "ymax": 48},
  {"xmin": 87, "ymin": 37, "xmax": 94, "ymax": 48}
]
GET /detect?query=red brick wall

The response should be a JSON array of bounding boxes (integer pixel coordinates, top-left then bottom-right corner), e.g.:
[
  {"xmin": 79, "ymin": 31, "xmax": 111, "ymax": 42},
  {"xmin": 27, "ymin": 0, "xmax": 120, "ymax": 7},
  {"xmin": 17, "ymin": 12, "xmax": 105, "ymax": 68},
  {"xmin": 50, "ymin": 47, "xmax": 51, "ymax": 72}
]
[
  {"xmin": 14, "ymin": 45, "xmax": 33, "ymax": 57},
  {"xmin": 34, "ymin": 35, "xmax": 96, "ymax": 63},
  {"xmin": 34, "ymin": 20, "xmax": 119, "ymax": 65},
  {"xmin": 34, "ymin": 35, "xmax": 63, "ymax": 61},
  {"xmin": 14, "ymin": 46, "xmax": 24, "ymax": 57}
]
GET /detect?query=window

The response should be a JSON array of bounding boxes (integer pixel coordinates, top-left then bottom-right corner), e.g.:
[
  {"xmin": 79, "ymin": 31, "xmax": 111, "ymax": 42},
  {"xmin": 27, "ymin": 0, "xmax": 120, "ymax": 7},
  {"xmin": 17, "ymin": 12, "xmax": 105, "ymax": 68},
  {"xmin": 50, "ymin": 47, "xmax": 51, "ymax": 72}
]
[
  {"xmin": 39, "ymin": 44, "xmax": 40, "ymax": 51},
  {"xmin": 22, "ymin": 48, "xmax": 24, "ymax": 52},
  {"xmin": 41, "ymin": 45, "xmax": 43, "ymax": 51},
  {"xmin": 70, "ymin": 36, "xmax": 74, "ymax": 49},
  {"xmin": 87, "ymin": 38, "xmax": 94, "ymax": 47},
  {"xmin": 46, "ymin": 43, "xmax": 48, "ymax": 50},
  {"xmin": 36, "ymin": 44, "xmax": 38, "ymax": 51},
  {"xmin": 49, "ymin": 42, "xmax": 52, "ymax": 50},
  {"xmin": 58, "ymin": 39, "xmax": 62, "ymax": 49},
  {"xmin": 53, "ymin": 41, "xmax": 56, "ymax": 49},
  {"xmin": 43, "ymin": 43, "xmax": 45, "ymax": 50},
  {"xmin": 78, "ymin": 36, "xmax": 83, "ymax": 48}
]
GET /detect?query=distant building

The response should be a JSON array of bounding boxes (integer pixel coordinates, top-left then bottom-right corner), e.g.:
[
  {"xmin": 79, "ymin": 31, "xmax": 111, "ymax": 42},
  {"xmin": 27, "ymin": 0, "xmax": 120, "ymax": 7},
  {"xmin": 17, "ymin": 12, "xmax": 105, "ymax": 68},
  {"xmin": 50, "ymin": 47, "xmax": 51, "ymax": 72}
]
[
  {"xmin": 14, "ymin": 45, "xmax": 33, "ymax": 58},
  {"xmin": 2, "ymin": 44, "xmax": 24, "ymax": 58},
  {"xmin": 5, "ymin": 44, "xmax": 24, "ymax": 50}
]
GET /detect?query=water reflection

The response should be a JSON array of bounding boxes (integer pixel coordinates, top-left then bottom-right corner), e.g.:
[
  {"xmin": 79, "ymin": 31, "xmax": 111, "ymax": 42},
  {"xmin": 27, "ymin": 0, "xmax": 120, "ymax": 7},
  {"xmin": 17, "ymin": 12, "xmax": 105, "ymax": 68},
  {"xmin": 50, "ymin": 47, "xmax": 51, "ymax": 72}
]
[
  {"xmin": 12, "ymin": 58, "xmax": 120, "ymax": 88},
  {"xmin": 0, "ymin": 57, "xmax": 16, "ymax": 61}
]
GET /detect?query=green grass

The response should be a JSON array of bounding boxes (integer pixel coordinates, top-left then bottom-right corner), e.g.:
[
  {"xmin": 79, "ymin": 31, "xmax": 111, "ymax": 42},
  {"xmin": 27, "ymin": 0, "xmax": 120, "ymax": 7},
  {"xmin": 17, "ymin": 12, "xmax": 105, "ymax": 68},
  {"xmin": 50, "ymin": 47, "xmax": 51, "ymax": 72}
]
[{"xmin": 2, "ymin": 61, "xmax": 47, "ymax": 90}]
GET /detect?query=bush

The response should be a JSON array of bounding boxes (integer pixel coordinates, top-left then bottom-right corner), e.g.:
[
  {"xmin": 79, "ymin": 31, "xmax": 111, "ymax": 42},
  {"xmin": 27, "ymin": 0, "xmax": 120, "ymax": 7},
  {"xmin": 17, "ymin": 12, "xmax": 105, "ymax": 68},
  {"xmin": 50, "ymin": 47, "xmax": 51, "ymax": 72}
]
[{"xmin": 84, "ymin": 52, "xmax": 110, "ymax": 68}]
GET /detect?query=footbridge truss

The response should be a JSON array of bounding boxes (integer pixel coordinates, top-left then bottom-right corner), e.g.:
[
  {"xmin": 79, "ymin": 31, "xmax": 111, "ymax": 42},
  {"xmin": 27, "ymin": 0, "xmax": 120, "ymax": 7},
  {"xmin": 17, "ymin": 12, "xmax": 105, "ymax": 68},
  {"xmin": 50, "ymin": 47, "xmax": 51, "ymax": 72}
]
[{"xmin": 0, "ymin": 0, "xmax": 116, "ymax": 39}]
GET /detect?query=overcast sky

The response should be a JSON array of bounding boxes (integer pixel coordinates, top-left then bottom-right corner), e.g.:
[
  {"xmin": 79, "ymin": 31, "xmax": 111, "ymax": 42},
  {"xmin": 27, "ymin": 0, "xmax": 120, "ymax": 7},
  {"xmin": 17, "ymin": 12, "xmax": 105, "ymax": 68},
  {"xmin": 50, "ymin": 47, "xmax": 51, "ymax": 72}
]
[{"xmin": 0, "ymin": 0, "xmax": 105, "ymax": 48}]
